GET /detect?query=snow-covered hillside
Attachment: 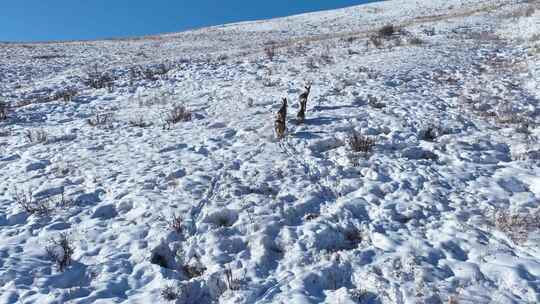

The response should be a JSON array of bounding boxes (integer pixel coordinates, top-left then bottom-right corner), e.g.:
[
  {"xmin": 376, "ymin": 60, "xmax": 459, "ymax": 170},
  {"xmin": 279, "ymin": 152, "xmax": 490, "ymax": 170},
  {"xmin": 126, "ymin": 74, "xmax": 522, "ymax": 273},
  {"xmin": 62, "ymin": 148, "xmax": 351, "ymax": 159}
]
[{"xmin": 1, "ymin": 0, "xmax": 540, "ymax": 303}]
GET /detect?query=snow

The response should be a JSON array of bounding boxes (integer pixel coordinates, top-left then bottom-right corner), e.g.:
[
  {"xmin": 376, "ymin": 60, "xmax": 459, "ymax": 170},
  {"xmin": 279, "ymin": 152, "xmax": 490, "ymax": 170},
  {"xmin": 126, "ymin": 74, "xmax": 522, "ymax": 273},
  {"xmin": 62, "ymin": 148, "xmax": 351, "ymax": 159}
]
[{"xmin": 1, "ymin": 0, "xmax": 540, "ymax": 303}]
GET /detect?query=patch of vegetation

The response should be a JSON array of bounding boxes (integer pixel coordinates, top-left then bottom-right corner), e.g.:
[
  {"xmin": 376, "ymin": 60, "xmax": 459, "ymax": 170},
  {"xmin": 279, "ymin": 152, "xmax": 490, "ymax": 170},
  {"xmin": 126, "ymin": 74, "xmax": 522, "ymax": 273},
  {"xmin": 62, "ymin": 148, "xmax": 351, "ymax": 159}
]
[
  {"xmin": 0, "ymin": 99, "xmax": 8, "ymax": 120},
  {"xmin": 87, "ymin": 113, "xmax": 115, "ymax": 127},
  {"xmin": 24, "ymin": 129, "xmax": 49, "ymax": 143},
  {"xmin": 163, "ymin": 104, "xmax": 192, "ymax": 129},
  {"xmin": 45, "ymin": 233, "xmax": 75, "ymax": 272},
  {"xmin": 83, "ymin": 64, "xmax": 114, "ymax": 91},
  {"xmin": 347, "ymin": 130, "xmax": 376, "ymax": 154}
]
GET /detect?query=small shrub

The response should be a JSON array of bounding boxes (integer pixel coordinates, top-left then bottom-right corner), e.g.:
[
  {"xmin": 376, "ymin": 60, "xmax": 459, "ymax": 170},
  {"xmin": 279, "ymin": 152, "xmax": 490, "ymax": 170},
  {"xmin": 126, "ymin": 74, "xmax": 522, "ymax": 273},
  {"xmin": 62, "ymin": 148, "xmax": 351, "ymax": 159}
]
[
  {"xmin": 368, "ymin": 24, "xmax": 404, "ymax": 49},
  {"xmin": 163, "ymin": 104, "xmax": 192, "ymax": 129},
  {"xmin": 262, "ymin": 77, "xmax": 279, "ymax": 87},
  {"xmin": 421, "ymin": 125, "xmax": 439, "ymax": 141},
  {"xmin": 344, "ymin": 228, "xmax": 364, "ymax": 248},
  {"xmin": 0, "ymin": 128, "xmax": 11, "ymax": 137},
  {"xmin": 138, "ymin": 92, "xmax": 172, "ymax": 107},
  {"xmin": 52, "ymin": 188, "xmax": 74, "ymax": 208},
  {"xmin": 182, "ymin": 263, "xmax": 206, "ymax": 279},
  {"xmin": 151, "ymin": 252, "xmax": 170, "ymax": 269},
  {"xmin": 264, "ymin": 45, "xmax": 277, "ymax": 61},
  {"xmin": 214, "ymin": 267, "xmax": 244, "ymax": 295},
  {"xmin": 448, "ymin": 295, "xmax": 460, "ymax": 304},
  {"xmin": 32, "ymin": 54, "xmax": 66, "ymax": 60},
  {"xmin": 0, "ymin": 100, "xmax": 8, "ymax": 120},
  {"xmin": 496, "ymin": 111, "xmax": 530, "ymax": 126},
  {"xmin": 348, "ymin": 49, "xmax": 360, "ymax": 55},
  {"xmin": 378, "ymin": 24, "xmax": 396, "ymax": 38},
  {"xmin": 216, "ymin": 215, "xmax": 233, "ymax": 228},
  {"xmin": 320, "ymin": 53, "xmax": 334, "ymax": 65},
  {"xmin": 14, "ymin": 188, "xmax": 72, "ymax": 216},
  {"xmin": 505, "ymin": 5, "xmax": 536, "ymax": 19},
  {"xmin": 166, "ymin": 213, "xmax": 185, "ymax": 235},
  {"xmin": 347, "ymin": 130, "xmax": 375, "ymax": 154},
  {"xmin": 306, "ymin": 57, "xmax": 319, "ymax": 70},
  {"xmin": 55, "ymin": 88, "xmax": 78, "ymax": 102},
  {"xmin": 409, "ymin": 36, "xmax": 424, "ymax": 45},
  {"xmin": 423, "ymin": 28, "xmax": 436, "ymax": 36},
  {"xmin": 87, "ymin": 113, "xmax": 114, "ymax": 127},
  {"xmin": 136, "ymin": 62, "xmax": 172, "ymax": 81},
  {"xmin": 24, "ymin": 129, "xmax": 48, "ymax": 143},
  {"xmin": 14, "ymin": 188, "xmax": 53, "ymax": 216},
  {"xmin": 129, "ymin": 115, "xmax": 152, "ymax": 128},
  {"xmin": 84, "ymin": 64, "xmax": 114, "ymax": 90},
  {"xmin": 524, "ymin": 6, "xmax": 536, "ymax": 17},
  {"xmin": 304, "ymin": 213, "xmax": 318, "ymax": 221},
  {"xmin": 367, "ymin": 94, "xmax": 385, "ymax": 108},
  {"xmin": 369, "ymin": 35, "xmax": 383, "ymax": 48},
  {"xmin": 161, "ymin": 285, "xmax": 179, "ymax": 301},
  {"xmin": 350, "ymin": 289, "xmax": 377, "ymax": 303},
  {"xmin": 45, "ymin": 233, "xmax": 75, "ymax": 272},
  {"xmin": 217, "ymin": 54, "xmax": 229, "ymax": 61},
  {"xmin": 224, "ymin": 267, "xmax": 242, "ymax": 291}
]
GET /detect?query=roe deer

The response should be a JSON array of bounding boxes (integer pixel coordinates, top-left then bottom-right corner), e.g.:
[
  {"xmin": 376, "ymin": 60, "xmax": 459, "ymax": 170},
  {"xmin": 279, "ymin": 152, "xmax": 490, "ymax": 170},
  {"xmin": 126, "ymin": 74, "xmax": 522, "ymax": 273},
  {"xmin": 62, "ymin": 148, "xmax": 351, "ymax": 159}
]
[
  {"xmin": 275, "ymin": 97, "xmax": 287, "ymax": 139},
  {"xmin": 297, "ymin": 85, "xmax": 311, "ymax": 123}
]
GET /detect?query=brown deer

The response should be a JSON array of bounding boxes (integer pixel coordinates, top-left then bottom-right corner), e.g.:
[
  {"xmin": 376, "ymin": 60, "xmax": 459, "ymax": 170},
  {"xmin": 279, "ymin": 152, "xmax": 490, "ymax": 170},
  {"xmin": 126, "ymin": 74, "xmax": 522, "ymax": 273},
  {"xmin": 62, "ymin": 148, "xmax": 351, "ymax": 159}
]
[
  {"xmin": 297, "ymin": 85, "xmax": 311, "ymax": 123},
  {"xmin": 275, "ymin": 98, "xmax": 287, "ymax": 139}
]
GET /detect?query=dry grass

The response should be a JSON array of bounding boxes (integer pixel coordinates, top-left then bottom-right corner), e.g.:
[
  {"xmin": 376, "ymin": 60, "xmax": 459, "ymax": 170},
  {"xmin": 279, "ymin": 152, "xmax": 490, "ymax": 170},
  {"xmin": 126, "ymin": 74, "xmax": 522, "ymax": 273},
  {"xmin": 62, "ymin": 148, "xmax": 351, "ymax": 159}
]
[{"xmin": 493, "ymin": 209, "xmax": 540, "ymax": 244}]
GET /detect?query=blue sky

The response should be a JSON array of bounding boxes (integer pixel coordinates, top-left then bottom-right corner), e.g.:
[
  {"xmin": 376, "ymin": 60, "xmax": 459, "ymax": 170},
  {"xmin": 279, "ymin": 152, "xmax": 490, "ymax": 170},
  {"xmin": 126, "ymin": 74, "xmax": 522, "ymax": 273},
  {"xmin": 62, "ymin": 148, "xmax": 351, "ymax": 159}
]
[{"xmin": 1, "ymin": 0, "xmax": 378, "ymax": 42}]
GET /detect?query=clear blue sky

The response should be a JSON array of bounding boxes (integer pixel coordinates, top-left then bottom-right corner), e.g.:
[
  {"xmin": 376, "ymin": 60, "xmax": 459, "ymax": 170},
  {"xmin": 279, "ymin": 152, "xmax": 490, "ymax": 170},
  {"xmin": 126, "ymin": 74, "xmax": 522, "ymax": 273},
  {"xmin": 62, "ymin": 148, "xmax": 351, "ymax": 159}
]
[{"xmin": 1, "ymin": 0, "xmax": 379, "ymax": 42}]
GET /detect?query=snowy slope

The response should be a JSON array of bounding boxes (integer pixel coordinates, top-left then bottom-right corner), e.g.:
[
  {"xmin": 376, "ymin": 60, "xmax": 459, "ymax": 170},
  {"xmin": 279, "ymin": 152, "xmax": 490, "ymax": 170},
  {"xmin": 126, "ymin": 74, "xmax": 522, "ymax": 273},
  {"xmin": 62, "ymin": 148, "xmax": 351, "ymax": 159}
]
[{"xmin": 1, "ymin": 0, "xmax": 540, "ymax": 303}]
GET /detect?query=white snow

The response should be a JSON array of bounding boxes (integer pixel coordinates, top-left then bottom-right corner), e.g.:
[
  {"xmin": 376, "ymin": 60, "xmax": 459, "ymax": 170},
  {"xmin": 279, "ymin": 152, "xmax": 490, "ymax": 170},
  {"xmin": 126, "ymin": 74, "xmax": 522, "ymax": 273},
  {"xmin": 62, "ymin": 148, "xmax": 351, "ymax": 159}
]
[{"xmin": 1, "ymin": 0, "xmax": 540, "ymax": 303}]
